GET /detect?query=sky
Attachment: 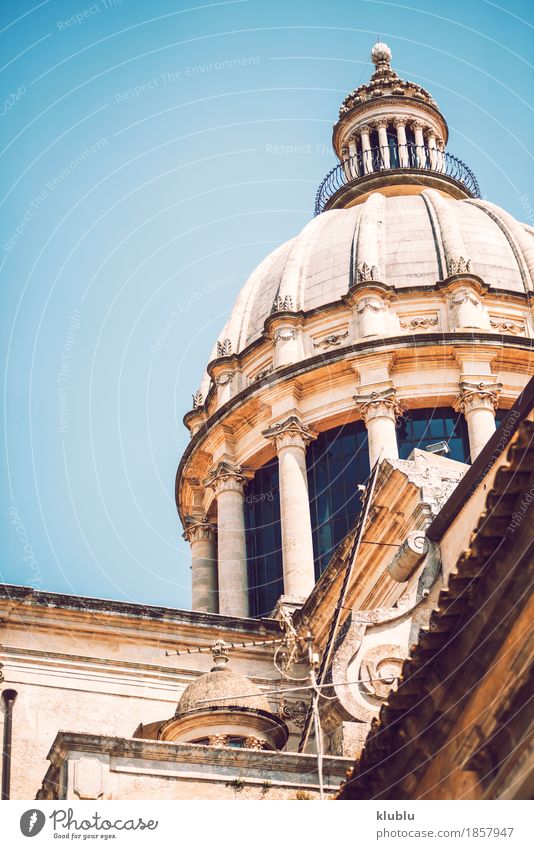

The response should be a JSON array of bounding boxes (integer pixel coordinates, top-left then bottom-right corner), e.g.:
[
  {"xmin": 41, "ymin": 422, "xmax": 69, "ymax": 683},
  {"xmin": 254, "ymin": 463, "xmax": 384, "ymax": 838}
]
[{"xmin": 1, "ymin": 0, "xmax": 533, "ymax": 610}]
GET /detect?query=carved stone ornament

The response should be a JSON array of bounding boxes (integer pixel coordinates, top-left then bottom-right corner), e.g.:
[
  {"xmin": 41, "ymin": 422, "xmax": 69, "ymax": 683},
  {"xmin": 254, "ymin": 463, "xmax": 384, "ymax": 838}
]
[
  {"xmin": 356, "ymin": 295, "xmax": 385, "ymax": 314},
  {"xmin": 457, "ymin": 380, "xmax": 502, "ymax": 415},
  {"xmin": 192, "ymin": 389, "xmax": 204, "ymax": 409},
  {"xmin": 263, "ymin": 415, "xmax": 317, "ymax": 452},
  {"xmin": 449, "ymin": 287, "xmax": 480, "ymax": 308},
  {"xmin": 280, "ymin": 699, "xmax": 309, "ymax": 729},
  {"xmin": 447, "ymin": 256, "xmax": 472, "ymax": 276},
  {"xmin": 216, "ymin": 338, "xmax": 232, "ymax": 357},
  {"xmin": 252, "ymin": 365, "xmax": 274, "ymax": 382},
  {"xmin": 273, "ymin": 329, "xmax": 296, "ymax": 344},
  {"xmin": 312, "ymin": 330, "xmax": 349, "ymax": 348},
  {"xmin": 359, "ymin": 644, "xmax": 405, "ymax": 701},
  {"xmin": 354, "ymin": 388, "xmax": 403, "ymax": 424},
  {"xmin": 271, "ymin": 294, "xmax": 293, "ymax": 313},
  {"xmin": 216, "ymin": 371, "xmax": 234, "ymax": 387},
  {"xmin": 490, "ymin": 316, "xmax": 526, "ymax": 335},
  {"xmin": 182, "ymin": 517, "xmax": 216, "ymax": 544},
  {"xmin": 204, "ymin": 461, "xmax": 250, "ymax": 495},
  {"xmin": 356, "ymin": 262, "xmax": 380, "ymax": 283},
  {"xmin": 399, "ymin": 315, "xmax": 438, "ymax": 331}
]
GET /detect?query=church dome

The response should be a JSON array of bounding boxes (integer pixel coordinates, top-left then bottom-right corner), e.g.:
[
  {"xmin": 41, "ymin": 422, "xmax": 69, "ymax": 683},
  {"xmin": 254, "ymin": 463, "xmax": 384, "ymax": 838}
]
[
  {"xmin": 158, "ymin": 643, "xmax": 288, "ymax": 750},
  {"xmin": 175, "ymin": 666, "xmax": 270, "ymax": 716},
  {"xmin": 178, "ymin": 41, "xmax": 533, "ymax": 625},
  {"xmin": 204, "ymin": 192, "xmax": 533, "ymax": 378}
]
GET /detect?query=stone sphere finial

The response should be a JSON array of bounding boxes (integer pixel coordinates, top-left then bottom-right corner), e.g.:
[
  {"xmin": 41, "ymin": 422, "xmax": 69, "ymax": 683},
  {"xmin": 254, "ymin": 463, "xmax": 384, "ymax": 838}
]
[{"xmin": 371, "ymin": 42, "xmax": 392, "ymax": 66}]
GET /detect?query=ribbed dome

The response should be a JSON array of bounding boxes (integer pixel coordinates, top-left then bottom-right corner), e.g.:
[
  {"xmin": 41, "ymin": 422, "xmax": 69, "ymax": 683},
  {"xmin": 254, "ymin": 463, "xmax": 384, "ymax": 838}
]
[
  {"xmin": 207, "ymin": 192, "xmax": 534, "ymax": 371},
  {"xmin": 176, "ymin": 667, "xmax": 270, "ymax": 717}
]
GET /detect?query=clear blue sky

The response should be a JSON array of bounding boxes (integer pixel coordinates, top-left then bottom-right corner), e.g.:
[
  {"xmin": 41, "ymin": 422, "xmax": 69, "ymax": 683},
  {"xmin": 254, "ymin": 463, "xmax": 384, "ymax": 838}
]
[{"xmin": 1, "ymin": 0, "xmax": 533, "ymax": 609}]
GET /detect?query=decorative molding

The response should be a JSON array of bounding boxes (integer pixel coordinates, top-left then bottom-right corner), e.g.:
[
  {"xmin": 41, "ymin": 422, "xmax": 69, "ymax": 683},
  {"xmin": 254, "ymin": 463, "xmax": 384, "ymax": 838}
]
[
  {"xmin": 490, "ymin": 316, "xmax": 526, "ymax": 335},
  {"xmin": 449, "ymin": 287, "xmax": 481, "ymax": 307},
  {"xmin": 216, "ymin": 372, "xmax": 234, "ymax": 387},
  {"xmin": 447, "ymin": 256, "xmax": 472, "ymax": 276},
  {"xmin": 252, "ymin": 365, "xmax": 273, "ymax": 382},
  {"xmin": 399, "ymin": 314, "xmax": 439, "ymax": 331},
  {"xmin": 263, "ymin": 415, "xmax": 317, "ymax": 452},
  {"xmin": 457, "ymin": 380, "xmax": 503, "ymax": 415},
  {"xmin": 216, "ymin": 338, "xmax": 232, "ymax": 357},
  {"xmin": 312, "ymin": 330, "xmax": 349, "ymax": 349},
  {"xmin": 271, "ymin": 294, "xmax": 293, "ymax": 313},
  {"xmin": 356, "ymin": 296, "xmax": 386, "ymax": 314},
  {"xmin": 273, "ymin": 329, "xmax": 296, "ymax": 345}
]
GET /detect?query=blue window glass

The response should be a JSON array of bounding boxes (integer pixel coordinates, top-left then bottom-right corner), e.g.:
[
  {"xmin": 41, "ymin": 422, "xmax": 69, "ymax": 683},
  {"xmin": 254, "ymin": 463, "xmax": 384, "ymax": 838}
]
[
  {"xmin": 397, "ymin": 407, "xmax": 470, "ymax": 463},
  {"xmin": 244, "ymin": 457, "xmax": 283, "ymax": 617},
  {"xmin": 306, "ymin": 421, "xmax": 370, "ymax": 579}
]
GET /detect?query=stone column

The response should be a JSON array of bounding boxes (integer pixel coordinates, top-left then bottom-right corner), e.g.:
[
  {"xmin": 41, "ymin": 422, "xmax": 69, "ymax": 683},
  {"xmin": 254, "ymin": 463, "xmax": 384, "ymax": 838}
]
[
  {"xmin": 376, "ymin": 120, "xmax": 390, "ymax": 169},
  {"xmin": 394, "ymin": 117, "xmax": 408, "ymax": 167},
  {"xmin": 183, "ymin": 518, "xmax": 218, "ymax": 613},
  {"xmin": 427, "ymin": 130, "xmax": 438, "ymax": 170},
  {"xmin": 360, "ymin": 125, "xmax": 372, "ymax": 174},
  {"xmin": 204, "ymin": 461, "xmax": 250, "ymax": 618},
  {"xmin": 457, "ymin": 381, "xmax": 502, "ymax": 461},
  {"xmin": 354, "ymin": 388, "xmax": 402, "ymax": 467},
  {"xmin": 413, "ymin": 121, "xmax": 425, "ymax": 167},
  {"xmin": 341, "ymin": 145, "xmax": 351, "ymax": 181},
  {"xmin": 263, "ymin": 416, "xmax": 317, "ymax": 600},
  {"xmin": 436, "ymin": 137, "xmax": 445, "ymax": 172},
  {"xmin": 348, "ymin": 136, "xmax": 358, "ymax": 178}
]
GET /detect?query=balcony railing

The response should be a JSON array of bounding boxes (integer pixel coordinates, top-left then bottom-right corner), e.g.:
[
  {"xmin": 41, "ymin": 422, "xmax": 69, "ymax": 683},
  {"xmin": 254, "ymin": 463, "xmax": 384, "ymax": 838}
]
[{"xmin": 314, "ymin": 142, "xmax": 481, "ymax": 215}]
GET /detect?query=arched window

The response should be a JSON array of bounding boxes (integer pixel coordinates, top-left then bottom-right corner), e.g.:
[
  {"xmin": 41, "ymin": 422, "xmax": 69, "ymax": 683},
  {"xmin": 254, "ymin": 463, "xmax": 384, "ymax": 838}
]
[
  {"xmin": 397, "ymin": 407, "xmax": 470, "ymax": 463},
  {"xmin": 387, "ymin": 123, "xmax": 399, "ymax": 168},
  {"xmin": 245, "ymin": 458, "xmax": 283, "ymax": 617},
  {"xmin": 306, "ymin": 421, "xmax": 370, "ymax": 578}
]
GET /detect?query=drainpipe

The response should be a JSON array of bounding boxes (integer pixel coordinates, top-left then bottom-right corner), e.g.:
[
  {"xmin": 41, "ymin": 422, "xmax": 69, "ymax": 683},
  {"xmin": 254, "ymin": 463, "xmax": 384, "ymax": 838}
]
[{"xmin": 1, "ymin": 689, "xmax": 18, "ymax": 800}]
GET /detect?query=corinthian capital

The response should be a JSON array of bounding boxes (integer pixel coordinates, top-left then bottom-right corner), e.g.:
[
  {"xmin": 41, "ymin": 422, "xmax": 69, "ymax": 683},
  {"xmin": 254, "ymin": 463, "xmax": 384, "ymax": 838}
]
[
  {"xmin": 456, "ymin": 381, "xmax": 502, "ymax": 415},
  {"xmin": 263, "ymin": 415, "xmax": 317, "ymax": 452},
  {"xmin": 204, "ymin": 461, "xmax": 251, "ymax": 496},
  {"xmin": 182, "ymin": 516, "xmax": 217, "ymax": 544},
  {"xmin": 354, "ymin": 387, "xmax": 403, "ymax": 425}
]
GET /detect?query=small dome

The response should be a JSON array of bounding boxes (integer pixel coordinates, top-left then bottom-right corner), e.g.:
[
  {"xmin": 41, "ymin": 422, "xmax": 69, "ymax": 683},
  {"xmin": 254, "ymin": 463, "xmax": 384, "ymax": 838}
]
[
  {"xmin": 176, "ymin": 667, "xmax": 271, "ymax": 716},
  {"xmin": 371, "ymin": 41, "xmax": 392, "ymax": 64}
]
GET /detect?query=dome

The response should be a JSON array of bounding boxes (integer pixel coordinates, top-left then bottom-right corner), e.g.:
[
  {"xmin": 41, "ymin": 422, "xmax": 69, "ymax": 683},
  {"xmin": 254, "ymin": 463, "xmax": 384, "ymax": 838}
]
[
  {"xmin": 176, "ymin": 667, "xmax": 270, "ymax": 716},
  {"xmin": 205, "ymin": 192, "xmax": 534, "ymax": 377}
]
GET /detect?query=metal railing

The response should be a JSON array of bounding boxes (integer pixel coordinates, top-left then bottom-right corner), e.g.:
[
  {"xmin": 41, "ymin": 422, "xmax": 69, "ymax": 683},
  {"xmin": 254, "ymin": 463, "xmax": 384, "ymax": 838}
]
[{"xmin": 314, "ymin": 142, "xmax": 481, "ymax": 215}]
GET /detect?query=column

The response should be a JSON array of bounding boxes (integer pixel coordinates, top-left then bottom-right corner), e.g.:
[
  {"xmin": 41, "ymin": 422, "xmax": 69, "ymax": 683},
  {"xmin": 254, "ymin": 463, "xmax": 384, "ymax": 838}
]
[
  {"xmin": 341, "ymin": 146, "xmax": 352, "ymax": 182},
  {"xmin": 457, "ymin": 381, "xmax": 502, "ymax": 461},
  {"xmin": 348, "ymin": 136, "xmax": 358, "ymax": 178},
  {"xmin": 183, "ymin": 518, "xmax": 218, "ymax": 613},
  {"xmin": 413, "ymin": 121, "xmax": 425, "ymax": 167},
  {"xmin": 360, "ymin": 125, "xmax": 372, "ymax": 174},
  {"xmin": 427, "ymin": 130, "xmax": 438, "ymax": 170},
  {"xmin": 436, "ymin": 137, "xmax": 445, "ymax": 172},
  {"xmin": 376, "ymin": 120, "xmax": 390, "ymax": 169},
  {"xmin": 394, "ymin": 117, "xmax": 408, "ymax": 167},
  {"xmin": 204, "ymin": 461, "xmax": 250, "ymax": 617},
  {"xmin": 354, "ymin": 388, "xmax": 402, "ymax": 467},
  {"xmin": 263, "ymin": 416, "xmax": 316, "ymax": 600}
]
